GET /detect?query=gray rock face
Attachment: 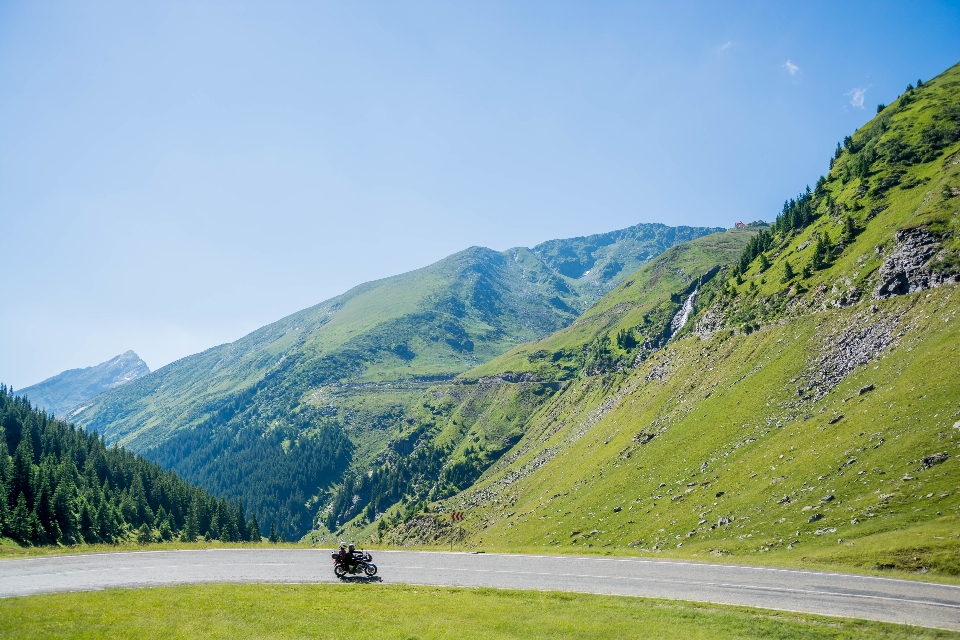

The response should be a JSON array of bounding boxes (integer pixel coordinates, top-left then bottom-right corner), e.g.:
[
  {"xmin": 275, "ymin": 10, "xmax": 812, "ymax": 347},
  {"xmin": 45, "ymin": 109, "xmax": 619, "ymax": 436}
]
[
  {"xmin": 800, "ymin": 306, "xmax": 907, "ymax": 402},
  {"xmin": 874, "ymin": 228, "xmax": 956, "ymax": 299},
  {"xmin": 17, "ymin": 351, "xmax": 150, "ymax": 417},
  {"xmin": 694, "ymin": 308, "xmax": 724, "ymax": 337}
]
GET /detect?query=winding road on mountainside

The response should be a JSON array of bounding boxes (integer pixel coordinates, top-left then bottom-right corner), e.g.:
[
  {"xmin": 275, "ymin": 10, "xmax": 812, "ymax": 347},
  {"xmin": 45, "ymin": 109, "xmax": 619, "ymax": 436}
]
[{"xmin": 2, "ymin": 549, "xmax": 959, "ymax": 631}]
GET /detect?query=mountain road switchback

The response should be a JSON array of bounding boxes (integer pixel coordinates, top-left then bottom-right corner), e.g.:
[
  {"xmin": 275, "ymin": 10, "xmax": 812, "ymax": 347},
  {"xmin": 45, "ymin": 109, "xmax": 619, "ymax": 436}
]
[{"xmin": 2, "ymin": 549, "xmax": 959, "ymax": 631}]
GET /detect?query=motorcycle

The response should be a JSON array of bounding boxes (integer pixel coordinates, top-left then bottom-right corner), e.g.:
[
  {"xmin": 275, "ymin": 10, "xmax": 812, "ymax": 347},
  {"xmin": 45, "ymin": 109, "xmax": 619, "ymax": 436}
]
[{"xmin": 332, "ymin": 549, "xmax": 378, "ymax": 578}]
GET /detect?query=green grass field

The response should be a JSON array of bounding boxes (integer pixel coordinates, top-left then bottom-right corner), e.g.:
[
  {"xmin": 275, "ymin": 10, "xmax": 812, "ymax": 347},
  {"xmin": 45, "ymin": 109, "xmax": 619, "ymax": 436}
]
[{"xmin": 1, "ymin": 583, "xmax": 955, "ymax": 639}]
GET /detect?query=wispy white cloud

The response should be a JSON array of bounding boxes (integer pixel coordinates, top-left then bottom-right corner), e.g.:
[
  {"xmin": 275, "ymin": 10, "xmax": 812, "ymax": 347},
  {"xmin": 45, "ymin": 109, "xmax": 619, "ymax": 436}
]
[
  {"xmin": 782, "ymin": 60, "xmax": 800, "ymax": 75},
  {"xmin": 846, "ymin": 87, "xmax": 867, "ymax": 109},
  {"xmin": 718, "ymin": 41, "xmax": 732, "ymax": 53}
]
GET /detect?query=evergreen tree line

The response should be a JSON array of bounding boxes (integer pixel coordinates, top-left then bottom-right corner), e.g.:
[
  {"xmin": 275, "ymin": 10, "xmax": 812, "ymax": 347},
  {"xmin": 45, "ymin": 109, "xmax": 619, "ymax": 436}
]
[
  {"xmin": 0, "ymin": 385, "xmax": 263, "ymax": 546},
  {"xmin": 733, "ymin": 176, "xmax": 856, "ymax": 283},
  {"xmin": 149, "ymin": 408, "xmax": 351, "ymax": 540},
  {"xmin": 324, "ymin": 441, "xmax": 453, "ymax": 532}
]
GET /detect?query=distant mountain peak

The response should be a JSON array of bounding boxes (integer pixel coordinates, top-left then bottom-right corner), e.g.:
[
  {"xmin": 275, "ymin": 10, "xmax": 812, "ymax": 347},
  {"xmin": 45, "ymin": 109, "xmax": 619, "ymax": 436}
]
[{"xmin": 17, "ymin": 351, "xmax": 150, "ymax": 417}]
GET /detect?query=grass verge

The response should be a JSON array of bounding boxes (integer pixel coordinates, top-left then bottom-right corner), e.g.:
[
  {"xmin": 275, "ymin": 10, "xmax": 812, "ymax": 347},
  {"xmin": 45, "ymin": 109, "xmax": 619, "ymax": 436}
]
[
  {"xmin": 1, "ymin": 583, "xmax": 956, "ymax": 639},
  {"xmin": 0, "ymin": 537, "xmax": 302, "ymax": 560}
]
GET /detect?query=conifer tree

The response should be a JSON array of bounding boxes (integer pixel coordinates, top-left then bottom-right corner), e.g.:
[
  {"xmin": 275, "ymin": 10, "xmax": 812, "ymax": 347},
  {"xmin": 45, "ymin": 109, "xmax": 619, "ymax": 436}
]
[
  {"xmin": 236, "ymin": 499, "xmax": 247, "ymax": 541},
  {"xmin": 130, "ymin": 474, "xmax": 153, "ymax": 526},
  {"xmin": 11, "ymin": 434, "xmax": 35, "ymax": 511},
  {"xmin": 0, "ymin": 479, "xmax": 7, "ymax": 535},
  {"xmin": 843, "ymin": 215, "xmax": 857, "ymax": 243},
  {"xmin": 34, "ymin": 477, "xmax": 57, "ymax": 544},
  {"xmin": 781, "ymin": 261, "xmax": 795, "ymax": 283},
  {"xmin": 758, "ymin": 253, "xmax": 771, "ymax": 272},
  {"xmin": 0, "ymin": 430, "xmax": 9, "ymax": 536},
  {"xmin": 811, "ymin": 231, "xmax": 831, "ymax": 270},
  {"xmin": 248, "ymin": 515, "xmax": 261, "ymax": 542},
  {"xmin": 11, "ymin": 493, "xmax": 30, "ymax": 541},
  {"xmin": 78, "ymin": 500, "xmax": 96, "ymax": 542},
  {"xmin": 137, "ymin": 522, "xmax": 153, "ymax": 544},
  {"xmin": 95, "ymin": 500, "xmax": 114, "ymax": 542},
  {"xmin": 53, "ymin": 480, "xmax": 75, "ymax": 542},
  {"xmin": 209, "ymin": 505, "xmax": 221, "ymax": 540},
  {"xmin": 269, "ymin": 522, "xmax": 278, "ymax": 543},
  {"xmin": 182, "ymin": 501, "xmax": 199, "ymax": 542},
  {"xmin": 220, "ymin": 498, "xmax": 239, "ymax": 542}
]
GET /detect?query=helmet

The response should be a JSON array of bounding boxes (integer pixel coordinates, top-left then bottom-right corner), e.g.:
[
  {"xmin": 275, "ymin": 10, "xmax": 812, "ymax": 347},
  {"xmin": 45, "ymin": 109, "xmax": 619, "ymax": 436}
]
[
  {"xmin": 340, "ymin": 543, "xmax": 347, "ymax": 549},
  {"xmin": 348, "ymin": 544, "xmax": 356, "ymax": 552}
]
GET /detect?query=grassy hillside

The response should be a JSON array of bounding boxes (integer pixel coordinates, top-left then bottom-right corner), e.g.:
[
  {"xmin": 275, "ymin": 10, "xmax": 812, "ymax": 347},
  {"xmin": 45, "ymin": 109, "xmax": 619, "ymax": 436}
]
[
  {"xmin": 316, "ymin": 228, "xmax": 755, "ymax": 535},
  {"xmin": 356, "ymin": 63, "xmax": 960, "ymax": 580},
  {"xmin": 71, "ymin": 222, "xmax": 720, "ymax": 538}
]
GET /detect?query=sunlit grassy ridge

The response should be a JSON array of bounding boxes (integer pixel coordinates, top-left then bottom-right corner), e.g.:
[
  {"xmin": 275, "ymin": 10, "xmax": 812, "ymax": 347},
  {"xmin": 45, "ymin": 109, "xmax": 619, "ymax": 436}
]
[{"xmin": 1, "ymin": 584, "xmax": 952, "ymax": 639}]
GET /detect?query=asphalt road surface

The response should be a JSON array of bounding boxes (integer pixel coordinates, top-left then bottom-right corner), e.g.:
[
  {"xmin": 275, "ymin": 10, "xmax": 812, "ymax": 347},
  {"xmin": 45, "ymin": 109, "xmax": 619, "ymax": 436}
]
[{"xmin": 2, "ymin": 549, "xmax": 959, "ymax": 630}]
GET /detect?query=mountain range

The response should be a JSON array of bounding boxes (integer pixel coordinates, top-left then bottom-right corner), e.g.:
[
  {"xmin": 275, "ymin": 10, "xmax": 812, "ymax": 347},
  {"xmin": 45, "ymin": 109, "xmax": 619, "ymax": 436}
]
[
  {"xmin": 16, "ymin": 351, "xmax": 149, "ymax": 417},
  {"xmin": 344, "ymin": 63, "xmax": 959, "ymax": 577},
  {"xmin": 69, "ymin": 222, "xmax": 723, "ymax": 536},
  {"xmin": 60, "ymin": 61, "xmax": 960, "ymax": 578}
]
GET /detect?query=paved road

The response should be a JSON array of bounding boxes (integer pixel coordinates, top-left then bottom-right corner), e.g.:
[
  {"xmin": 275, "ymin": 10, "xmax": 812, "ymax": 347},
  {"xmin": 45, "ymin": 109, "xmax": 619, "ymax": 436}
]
[{"xmin": 2, "ymin": 549, "xmax": 959, "ymax": 630}]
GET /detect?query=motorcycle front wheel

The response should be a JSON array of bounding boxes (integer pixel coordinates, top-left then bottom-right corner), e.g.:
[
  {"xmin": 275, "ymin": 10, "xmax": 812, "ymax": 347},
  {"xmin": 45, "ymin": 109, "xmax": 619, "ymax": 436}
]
[
  {"xmin": 364, "ymin": 563, "xmax": 378, "ymax": 577},
  {"xmin": 334, "ymin": 564, "xmax": 347, "ymax": 579}
]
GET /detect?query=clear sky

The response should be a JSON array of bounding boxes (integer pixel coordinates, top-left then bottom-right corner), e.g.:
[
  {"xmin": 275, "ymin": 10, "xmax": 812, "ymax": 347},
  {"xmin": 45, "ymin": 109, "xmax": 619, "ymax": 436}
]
[{"xmin": 3, "ymin": 1, "xmax": 959, "ymax": 389}]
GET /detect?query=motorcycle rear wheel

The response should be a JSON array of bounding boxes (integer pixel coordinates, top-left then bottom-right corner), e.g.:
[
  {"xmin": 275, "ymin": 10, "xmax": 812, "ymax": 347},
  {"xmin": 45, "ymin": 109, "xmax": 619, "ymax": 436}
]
[
  {"xmin": 334, "ymin": 564, "xmax": 347, "ymax": 579},
  {"xmin": 364, "ymin": 563, "xmax": 378, "ymax": 577}
]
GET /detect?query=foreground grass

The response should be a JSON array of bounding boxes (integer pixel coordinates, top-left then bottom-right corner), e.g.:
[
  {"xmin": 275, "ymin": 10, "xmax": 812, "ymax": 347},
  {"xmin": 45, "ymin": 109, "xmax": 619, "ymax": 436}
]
[{"xmin": 1, "ymin": 583, "xmax": 955, "ymax": 639}]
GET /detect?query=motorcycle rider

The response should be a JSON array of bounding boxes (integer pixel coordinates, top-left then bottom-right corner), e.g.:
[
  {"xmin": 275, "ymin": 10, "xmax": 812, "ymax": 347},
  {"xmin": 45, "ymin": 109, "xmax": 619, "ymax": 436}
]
[
  {"xmin": 347, "ymin": 543, "xmax": 360, "ymax": 570},
  {"xmin": 337, "ymin": 543, "xmax": 350, "ymax": 567}
]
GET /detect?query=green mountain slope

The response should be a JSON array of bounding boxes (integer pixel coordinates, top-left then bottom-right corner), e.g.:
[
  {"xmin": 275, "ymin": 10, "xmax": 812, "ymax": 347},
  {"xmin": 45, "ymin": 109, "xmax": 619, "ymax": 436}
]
[
  {"xmin": 356, "ymin": 63, "xmax": 960, "ymax": 579},
  {"xmin": 316, "ymin": 228, "xmax": 756, "ymax": 533},
  {"xmin": 72, "ymin": 223, "xmax": 721, "ymax": 537},
  {"xmin": 18, "ymin": 351, "xmax": 149, "ymax": 418}
]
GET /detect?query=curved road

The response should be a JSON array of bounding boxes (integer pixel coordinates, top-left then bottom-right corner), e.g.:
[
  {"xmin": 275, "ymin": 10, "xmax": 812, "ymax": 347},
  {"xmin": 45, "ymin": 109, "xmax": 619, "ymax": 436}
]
[{"xmin": 2, "ymin": 549, "xmax": 959, "ymax": 630}]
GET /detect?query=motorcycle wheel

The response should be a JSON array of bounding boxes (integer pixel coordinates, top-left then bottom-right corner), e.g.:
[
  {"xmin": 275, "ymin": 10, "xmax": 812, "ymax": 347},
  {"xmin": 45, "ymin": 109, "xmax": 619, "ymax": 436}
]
[
  {"xmin": 364, "ymin": 563, "xmax": 378, "ymax": 577},
  {"xmin": 334, "ymin": 564, "xmax": 347, "ymax": 579}
]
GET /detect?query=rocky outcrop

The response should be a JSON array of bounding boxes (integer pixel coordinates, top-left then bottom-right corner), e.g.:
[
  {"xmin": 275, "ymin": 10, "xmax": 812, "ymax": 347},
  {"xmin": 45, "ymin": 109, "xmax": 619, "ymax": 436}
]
[
  {"xmin": 801, "ymin": 307, "xmax": 907, "ymax": 401},
  {"xmin": 874, "ymin": 228, "xmax": 957, "ymax": 299},
  {"xmin": 694, "ymin": 308, "xmax": 724, "ymax": 337}
]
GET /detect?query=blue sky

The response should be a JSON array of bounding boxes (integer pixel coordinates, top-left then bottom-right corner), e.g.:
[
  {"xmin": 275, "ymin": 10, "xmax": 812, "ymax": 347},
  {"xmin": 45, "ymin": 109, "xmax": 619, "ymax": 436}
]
[{"xmin": 2, "ymin": 1, "xmax": 959, "ymax": 389}]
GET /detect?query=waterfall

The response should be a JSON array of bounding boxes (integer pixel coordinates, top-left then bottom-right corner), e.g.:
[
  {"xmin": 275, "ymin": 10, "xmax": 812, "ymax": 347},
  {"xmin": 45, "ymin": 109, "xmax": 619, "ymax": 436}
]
[{"xmin": 669, "ymin": 288, "xmax": 698, "ymax": 335}]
